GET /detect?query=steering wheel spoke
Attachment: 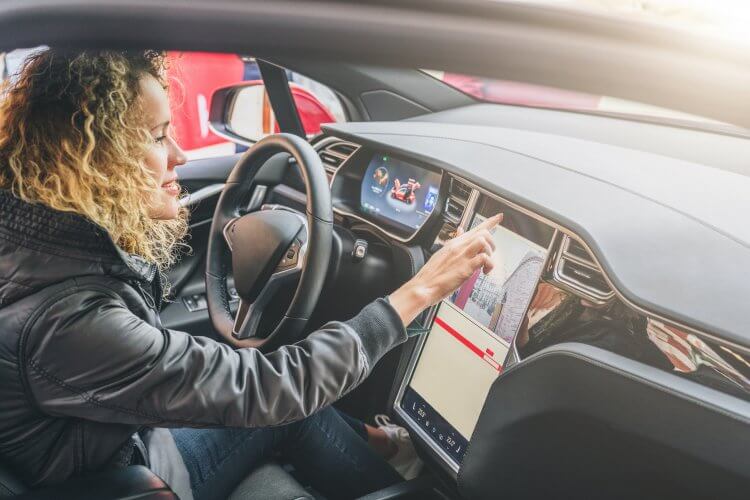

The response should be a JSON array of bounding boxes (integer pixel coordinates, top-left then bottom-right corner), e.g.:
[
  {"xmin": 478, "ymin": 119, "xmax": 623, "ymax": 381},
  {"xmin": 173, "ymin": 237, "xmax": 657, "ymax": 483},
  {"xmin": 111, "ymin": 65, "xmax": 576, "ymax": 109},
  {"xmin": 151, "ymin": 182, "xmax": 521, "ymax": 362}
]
[
  {"xmin": 232, "ymin": 236, "xmax": 306, "ymax": 340},
  {"xmin": 222, "ymin": 217, "xmax": 240, "ymax": 251},
  {"xmin": 232, "ymin": 291, "xmax": 271, "ymax": 340}
]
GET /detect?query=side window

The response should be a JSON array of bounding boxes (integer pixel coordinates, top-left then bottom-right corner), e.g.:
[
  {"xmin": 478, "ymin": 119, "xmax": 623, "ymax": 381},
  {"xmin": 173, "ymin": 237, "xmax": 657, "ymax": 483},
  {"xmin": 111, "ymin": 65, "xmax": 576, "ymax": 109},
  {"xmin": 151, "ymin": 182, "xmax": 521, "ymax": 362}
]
[
  {"xmin": 287, "ymin": 69, "xmax": 347, "ymax": 129},
  {"xmin": 167, "ymin": 52, "xmax": 244, "ymax": 160},
  {"xmin": 0, "ymin": 50, "xmax": 345, "ymax": 161},
  {"xmin": 167, "ymin": 52, "xmax": 346, "ymax": 160}
]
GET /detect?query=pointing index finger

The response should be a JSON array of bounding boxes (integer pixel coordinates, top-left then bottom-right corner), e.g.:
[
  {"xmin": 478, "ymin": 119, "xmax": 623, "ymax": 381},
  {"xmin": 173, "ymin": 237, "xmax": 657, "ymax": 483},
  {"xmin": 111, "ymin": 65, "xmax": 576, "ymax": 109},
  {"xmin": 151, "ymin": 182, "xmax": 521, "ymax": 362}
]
[{"xmin": 473, "ymin": 213, "xmax": 503, "ymax": 233}]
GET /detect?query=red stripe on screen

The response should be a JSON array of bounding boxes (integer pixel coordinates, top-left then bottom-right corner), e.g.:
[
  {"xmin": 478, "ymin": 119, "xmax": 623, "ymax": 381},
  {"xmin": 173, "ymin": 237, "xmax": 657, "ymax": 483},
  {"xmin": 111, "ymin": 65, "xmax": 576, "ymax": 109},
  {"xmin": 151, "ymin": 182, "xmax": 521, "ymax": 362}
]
[{"xmin": 434, "ymin": 316, "xmax": 484, "ymax": 358}]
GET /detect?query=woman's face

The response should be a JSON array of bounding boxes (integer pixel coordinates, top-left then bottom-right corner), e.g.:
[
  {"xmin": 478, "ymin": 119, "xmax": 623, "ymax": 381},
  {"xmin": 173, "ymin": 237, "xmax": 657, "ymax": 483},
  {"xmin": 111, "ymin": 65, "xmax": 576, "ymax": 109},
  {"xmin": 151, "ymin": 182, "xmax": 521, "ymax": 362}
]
[{"xmin": 139, "ymin": 73, "xmax": 186, "ymax": 220}]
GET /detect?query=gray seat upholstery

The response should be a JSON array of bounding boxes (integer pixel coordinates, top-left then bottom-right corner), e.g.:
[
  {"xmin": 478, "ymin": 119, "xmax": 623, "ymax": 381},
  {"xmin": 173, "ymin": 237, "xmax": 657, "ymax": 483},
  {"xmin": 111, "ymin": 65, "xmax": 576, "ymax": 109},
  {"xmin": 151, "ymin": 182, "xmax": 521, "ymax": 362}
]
[{"xmin": 229, "ymin": 462, "xmax": 313, "ymax": 500}]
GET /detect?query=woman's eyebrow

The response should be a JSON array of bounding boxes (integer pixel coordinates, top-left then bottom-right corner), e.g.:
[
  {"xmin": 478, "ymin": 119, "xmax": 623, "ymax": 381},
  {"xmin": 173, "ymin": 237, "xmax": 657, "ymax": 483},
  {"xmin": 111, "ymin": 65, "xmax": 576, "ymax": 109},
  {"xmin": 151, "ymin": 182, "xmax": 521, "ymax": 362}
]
[{"xmin": 150, "ymin": 120, "xmax": 170, "ymax": 132}]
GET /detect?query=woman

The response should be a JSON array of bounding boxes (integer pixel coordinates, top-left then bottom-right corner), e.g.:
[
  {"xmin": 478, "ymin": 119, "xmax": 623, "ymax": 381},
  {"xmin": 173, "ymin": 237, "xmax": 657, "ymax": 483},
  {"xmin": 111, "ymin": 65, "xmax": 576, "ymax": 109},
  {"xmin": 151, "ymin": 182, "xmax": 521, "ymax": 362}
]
[{"xmin": 0, "ymin": 49, "xmax": 499, "ymax": 499}]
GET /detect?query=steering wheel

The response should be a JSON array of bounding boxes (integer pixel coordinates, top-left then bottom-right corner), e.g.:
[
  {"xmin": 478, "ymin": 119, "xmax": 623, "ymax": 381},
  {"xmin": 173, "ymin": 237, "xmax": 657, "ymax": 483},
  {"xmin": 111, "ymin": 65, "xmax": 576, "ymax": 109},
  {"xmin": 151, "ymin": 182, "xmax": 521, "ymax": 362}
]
[{"xmin": 206, "ymin": 134, "xmax": 332, "ymax": 351}]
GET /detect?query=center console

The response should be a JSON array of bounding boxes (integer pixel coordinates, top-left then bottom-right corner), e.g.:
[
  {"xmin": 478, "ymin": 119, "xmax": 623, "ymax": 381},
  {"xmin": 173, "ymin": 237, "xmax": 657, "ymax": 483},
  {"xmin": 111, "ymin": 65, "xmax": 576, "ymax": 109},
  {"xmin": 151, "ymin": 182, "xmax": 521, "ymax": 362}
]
[{"xmin": 394, "ymin": 188, "xmax": 556, "ymax": 472}]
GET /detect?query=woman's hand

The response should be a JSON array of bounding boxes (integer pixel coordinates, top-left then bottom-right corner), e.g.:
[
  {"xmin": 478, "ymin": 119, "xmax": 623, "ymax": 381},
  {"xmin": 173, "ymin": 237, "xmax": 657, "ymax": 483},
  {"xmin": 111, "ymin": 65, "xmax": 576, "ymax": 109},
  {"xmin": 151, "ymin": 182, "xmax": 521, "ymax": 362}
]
[{"xmin": 389, "ymin": 213, "xmax": 503, "ymax": 326}]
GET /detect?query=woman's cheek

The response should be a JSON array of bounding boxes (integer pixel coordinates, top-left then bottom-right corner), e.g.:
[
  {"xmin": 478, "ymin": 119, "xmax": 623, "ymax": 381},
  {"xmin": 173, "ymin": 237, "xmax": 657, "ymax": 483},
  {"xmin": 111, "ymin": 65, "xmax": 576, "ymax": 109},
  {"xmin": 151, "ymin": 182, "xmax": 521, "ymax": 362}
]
[{"xmin": 143, "ymin": 145, "xmax": 167, "ymax": 181}]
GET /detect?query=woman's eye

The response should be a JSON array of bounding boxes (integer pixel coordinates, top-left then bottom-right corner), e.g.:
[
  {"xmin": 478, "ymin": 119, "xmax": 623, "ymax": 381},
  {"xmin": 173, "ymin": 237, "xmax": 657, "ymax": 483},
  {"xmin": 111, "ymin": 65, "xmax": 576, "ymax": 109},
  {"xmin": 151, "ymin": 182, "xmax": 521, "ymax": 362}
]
[{"xmin": 154, "ymin": 135, "xmax": 167, "ymax": 144}]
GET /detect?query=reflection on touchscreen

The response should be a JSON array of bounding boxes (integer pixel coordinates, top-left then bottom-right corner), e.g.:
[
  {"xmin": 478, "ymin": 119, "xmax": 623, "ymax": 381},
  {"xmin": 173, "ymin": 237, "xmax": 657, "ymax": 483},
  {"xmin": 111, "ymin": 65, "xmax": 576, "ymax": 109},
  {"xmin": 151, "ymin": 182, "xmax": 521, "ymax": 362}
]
[
  {"xmin": 515, "ymin": 282, "xmax": 570, "ymax": 350},
  {"xmin": 450, "ymin": 215, "xmax": 546, "ymax": 344}
]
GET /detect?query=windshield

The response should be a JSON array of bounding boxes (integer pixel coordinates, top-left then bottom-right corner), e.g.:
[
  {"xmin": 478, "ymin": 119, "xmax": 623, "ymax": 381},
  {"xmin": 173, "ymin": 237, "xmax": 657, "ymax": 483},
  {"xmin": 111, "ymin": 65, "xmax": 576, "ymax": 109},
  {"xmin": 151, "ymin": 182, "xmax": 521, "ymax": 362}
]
[
  {"xmin": 429, "ymin": 1, "xmax": 750, "ymax": 131},
  {"xmin": 426, "ymin": 70, "xmax": 730, "ymax": 128}
]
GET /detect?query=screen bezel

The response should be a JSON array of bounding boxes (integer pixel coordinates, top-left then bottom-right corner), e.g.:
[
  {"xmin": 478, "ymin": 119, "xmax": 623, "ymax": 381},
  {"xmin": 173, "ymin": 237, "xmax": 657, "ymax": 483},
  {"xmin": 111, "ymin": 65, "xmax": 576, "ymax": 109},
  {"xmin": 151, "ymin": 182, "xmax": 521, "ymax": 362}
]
[{"xmin": 393, "ymin": 187, "xmax": 558, "ymax": 474}]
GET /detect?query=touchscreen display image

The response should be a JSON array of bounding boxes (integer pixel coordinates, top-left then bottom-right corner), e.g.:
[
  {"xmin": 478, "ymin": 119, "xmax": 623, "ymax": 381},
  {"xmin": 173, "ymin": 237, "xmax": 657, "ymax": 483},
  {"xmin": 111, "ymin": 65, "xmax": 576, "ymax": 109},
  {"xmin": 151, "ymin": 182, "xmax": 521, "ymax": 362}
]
[
  {"xmin": 404, "ymin": 301, "xmax": 507, "ymax": 463},
  {"xmin": 360, "ymin": 154, "xmax": 441, "ymax": 231},
  {"xmin": 401, "ymin": 206, "xmax": 550, "ymax": 465},
  {"xmin": 450, "ymin": 215, "xmax": 547, "ymax": 344}
]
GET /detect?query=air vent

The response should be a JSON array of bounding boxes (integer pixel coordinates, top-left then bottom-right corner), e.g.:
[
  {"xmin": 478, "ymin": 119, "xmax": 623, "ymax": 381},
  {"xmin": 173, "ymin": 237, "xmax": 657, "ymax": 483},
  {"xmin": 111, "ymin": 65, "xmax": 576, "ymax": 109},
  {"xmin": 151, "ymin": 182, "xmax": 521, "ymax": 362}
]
[
  {"xmin": 316, "ymin": 139, "xmax": 359, "ymax": 176},
  {"xmin": 449, "ymin": 177, "xmax": 472, "ymax": 200},
  {"xmin": 565, "ymin": 238, "xmax": 591, "ymax": 262},
  {"xmin": 553, "ymin": 235, "xmax": 615, "ymax": 304},
  {"xmin": 444, "ymin": 177, "xmax": 472, "ymax": 224}
]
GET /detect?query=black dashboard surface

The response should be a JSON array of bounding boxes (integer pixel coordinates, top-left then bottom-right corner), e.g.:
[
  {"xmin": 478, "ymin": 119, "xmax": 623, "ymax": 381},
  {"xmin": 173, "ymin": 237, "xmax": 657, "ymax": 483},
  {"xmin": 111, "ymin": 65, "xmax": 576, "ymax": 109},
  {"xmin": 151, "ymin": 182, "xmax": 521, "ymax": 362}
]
[{"xmin": 323, "ymin": 121, "xmax": 750, "ymax": 350}]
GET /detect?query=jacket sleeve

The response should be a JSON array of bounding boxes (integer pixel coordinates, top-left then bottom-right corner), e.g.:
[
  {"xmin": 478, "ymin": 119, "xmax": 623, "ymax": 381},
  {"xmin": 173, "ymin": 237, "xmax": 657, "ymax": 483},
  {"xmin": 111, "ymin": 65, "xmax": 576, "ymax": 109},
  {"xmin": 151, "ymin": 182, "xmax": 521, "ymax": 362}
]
[{"xmin": 23, "ymin": 287, "xmax": 407, "ymax": 427}]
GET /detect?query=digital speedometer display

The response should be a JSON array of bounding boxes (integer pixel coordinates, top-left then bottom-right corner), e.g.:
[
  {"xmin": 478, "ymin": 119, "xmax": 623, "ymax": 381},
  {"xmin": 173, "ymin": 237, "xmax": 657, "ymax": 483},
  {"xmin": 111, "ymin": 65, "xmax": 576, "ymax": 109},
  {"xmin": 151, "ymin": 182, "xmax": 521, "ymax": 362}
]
[{"xmin": 360, "ymin": 154, "xmax": 441, "ymax": 231}]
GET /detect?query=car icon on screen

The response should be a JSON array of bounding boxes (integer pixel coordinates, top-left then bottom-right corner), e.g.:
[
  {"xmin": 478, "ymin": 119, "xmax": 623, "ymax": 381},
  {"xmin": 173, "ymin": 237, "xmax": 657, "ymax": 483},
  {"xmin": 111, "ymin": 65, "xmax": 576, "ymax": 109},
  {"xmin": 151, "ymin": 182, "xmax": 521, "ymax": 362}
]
[{"xmin": 390, "ymin": 178, "xmax": 421, "ymax": 204}]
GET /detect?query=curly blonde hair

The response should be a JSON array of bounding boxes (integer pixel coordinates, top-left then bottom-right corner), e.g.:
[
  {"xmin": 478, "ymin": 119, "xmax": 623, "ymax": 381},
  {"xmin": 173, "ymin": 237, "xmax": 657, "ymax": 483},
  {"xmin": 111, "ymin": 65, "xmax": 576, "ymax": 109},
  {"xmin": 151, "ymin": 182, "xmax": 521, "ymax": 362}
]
[{"xmin": 0, "ymin": 49, "xmax": 188, "ymax": 272}]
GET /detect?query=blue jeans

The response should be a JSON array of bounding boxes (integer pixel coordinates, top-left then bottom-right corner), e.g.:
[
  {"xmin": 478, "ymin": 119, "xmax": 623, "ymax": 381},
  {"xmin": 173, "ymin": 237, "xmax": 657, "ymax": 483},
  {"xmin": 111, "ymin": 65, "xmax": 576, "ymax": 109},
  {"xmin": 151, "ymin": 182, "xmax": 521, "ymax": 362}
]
[{"xmin": 170, "ymin": 407, "xmax": 401, "ymax": 500}]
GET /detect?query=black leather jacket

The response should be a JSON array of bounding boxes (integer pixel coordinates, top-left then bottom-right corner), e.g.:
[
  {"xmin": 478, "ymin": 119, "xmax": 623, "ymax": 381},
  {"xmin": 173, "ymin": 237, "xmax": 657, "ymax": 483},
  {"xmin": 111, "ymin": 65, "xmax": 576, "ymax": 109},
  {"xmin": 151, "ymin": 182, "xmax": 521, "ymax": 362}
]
[{"xmin": 0, "ymin": 190, "xmax": 406, "ymax": 489}]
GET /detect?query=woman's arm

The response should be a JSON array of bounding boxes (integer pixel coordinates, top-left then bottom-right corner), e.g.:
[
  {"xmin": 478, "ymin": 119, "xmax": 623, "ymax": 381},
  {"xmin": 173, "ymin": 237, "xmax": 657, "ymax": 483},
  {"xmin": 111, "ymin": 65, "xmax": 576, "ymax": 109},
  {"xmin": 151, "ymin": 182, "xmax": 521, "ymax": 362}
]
[
  {"xmin": 24, "ymin": 214, "xmax": 502, "ymax": 428},
  {"xmin": 24, "ymin": 289, "xmax": 402, "ymax": 427}
]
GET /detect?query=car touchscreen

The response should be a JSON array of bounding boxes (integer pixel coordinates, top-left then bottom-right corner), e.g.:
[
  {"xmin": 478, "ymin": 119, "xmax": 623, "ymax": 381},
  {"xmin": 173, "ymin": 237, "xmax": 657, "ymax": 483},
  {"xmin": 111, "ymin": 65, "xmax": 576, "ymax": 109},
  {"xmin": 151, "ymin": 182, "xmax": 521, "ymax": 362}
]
[
  {"xmin": 401, "ymin": 211, "xmax": 548, "ymax": 465},
  {"xmin": 360, "ymin": 154, "xmax": 441, "ymax": 231}
]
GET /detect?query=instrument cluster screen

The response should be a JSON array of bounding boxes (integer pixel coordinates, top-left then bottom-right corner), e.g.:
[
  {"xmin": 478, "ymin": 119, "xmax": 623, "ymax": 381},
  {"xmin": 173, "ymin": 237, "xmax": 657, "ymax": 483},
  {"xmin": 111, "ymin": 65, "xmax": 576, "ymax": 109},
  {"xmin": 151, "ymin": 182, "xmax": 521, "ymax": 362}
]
[{"xmin": 360, "ymin": 154, "xmax": 441, "ymax": 232}]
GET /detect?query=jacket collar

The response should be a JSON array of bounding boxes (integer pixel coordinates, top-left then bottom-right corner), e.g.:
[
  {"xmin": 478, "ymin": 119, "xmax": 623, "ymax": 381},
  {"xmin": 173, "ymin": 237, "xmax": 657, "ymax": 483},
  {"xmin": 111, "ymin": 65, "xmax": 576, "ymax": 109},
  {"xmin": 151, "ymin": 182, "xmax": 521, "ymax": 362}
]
[{"xmin": 0, "ymin": 189, "xmax": 157, "ymax": 297}]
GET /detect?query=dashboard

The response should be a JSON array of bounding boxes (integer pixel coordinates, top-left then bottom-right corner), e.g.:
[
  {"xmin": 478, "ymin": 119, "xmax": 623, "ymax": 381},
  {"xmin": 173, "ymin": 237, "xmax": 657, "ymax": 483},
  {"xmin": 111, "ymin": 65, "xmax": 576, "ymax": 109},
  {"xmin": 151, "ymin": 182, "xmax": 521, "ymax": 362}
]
[
  {"xmin": 329, "ymin": 156, "xmax": 750, "ymax": 480},
  {"xmin": 324, "ymin": 120, "xmax": 749, "ymax": 347},
  {"xmin": 313, "ymin": 120, "xmax": 750, "ymax": 497}
]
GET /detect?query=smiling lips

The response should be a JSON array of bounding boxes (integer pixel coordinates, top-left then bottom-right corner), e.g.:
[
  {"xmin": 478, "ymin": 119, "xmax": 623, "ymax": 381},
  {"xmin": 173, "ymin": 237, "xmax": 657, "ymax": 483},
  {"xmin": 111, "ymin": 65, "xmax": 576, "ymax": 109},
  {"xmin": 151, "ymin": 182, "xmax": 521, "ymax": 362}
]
[{"xmin": 161, "ymin": 179, "xmax": 180, "ymax": 196}]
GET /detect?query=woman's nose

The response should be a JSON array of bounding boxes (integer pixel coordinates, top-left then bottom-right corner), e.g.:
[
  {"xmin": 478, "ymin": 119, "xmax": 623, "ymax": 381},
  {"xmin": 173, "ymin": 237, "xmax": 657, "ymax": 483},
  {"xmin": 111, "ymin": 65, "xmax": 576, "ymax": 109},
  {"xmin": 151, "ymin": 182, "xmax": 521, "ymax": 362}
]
[{"xmin": 169, "ymin": 139, "xmax": 187, "ymax": 169}]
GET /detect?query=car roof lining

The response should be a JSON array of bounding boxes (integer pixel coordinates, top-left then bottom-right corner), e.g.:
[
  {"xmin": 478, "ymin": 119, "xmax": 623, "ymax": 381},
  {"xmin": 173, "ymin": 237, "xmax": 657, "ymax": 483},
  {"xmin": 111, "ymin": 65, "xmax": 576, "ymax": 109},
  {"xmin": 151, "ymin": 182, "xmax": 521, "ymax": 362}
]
[{"xmin": 1, "ymin": 0, "xmax": 748, "ymax": 128}]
